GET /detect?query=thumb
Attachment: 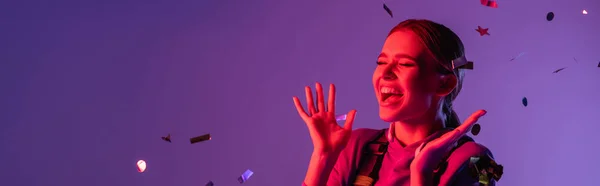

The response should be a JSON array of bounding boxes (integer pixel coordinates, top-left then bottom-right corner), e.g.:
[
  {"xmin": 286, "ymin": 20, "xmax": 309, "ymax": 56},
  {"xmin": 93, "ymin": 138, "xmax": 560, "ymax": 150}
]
[
  {"xmin": 415, "ymin": 142, "xmax": 426, "ymax": 156},
  {"xmin": 343, "ymin": 110, "xmax": 357, "ymax": 131}
]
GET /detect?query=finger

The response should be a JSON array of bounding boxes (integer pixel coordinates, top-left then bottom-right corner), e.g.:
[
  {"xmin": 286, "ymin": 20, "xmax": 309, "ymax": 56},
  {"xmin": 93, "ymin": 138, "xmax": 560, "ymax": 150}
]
[
  {"xmin": 343, "ymin": 110, "xmax": 357, "ymax": 131},
  {"xmin": 327, "ymin": 84, "xmax": 336, "ymax": 114},
  {"xmin": 293, "ymin": 97, "xmax": 310, "ymax": 120},
  {"xmin": 415, "ymin": 142, "xmax": 426, "ymax": 156},
  {"xmin": 455, "ymin": 110, "xmax": 487, "ymax": 136},
  {"xmin": 447, "ymin": 110, "xmax": 487, "ymax": 143},
  {"xmin": 305, "ymin": 86, "xmax": 316, "ymax": 115},
  {"xmin": 315, "ymin": 82, "xmax": 326, "ymax": 113}
]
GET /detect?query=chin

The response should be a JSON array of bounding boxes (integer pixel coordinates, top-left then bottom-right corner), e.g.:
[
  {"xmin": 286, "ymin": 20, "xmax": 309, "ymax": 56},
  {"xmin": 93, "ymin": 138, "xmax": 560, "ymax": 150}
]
[{"xmin": 378, "ymin": 110, "xmax": 403, "ymax": 122}]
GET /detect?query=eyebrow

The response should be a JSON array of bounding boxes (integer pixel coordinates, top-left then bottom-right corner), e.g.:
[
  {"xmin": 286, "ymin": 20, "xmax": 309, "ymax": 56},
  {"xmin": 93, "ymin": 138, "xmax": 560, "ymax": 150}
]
[{"xmin": 377, "ymin": 53, "xmax": 417, "ymax": 61}]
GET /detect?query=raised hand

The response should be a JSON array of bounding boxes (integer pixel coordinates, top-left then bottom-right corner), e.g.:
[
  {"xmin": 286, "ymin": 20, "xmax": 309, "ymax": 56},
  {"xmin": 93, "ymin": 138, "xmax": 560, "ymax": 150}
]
[
  {"xmin": 411, "ymin": 110, "xmax": 488, "ymax": 172},
  {"xmin": 293, "ymin": 82, "xmax": 357, "ymax": 153}
]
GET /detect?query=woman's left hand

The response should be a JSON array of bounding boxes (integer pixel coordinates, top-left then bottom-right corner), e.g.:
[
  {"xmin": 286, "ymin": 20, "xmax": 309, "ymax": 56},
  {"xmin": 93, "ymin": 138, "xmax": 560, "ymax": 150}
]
[{"xmin": 411, "ymin": 110, "xmax": 487, "ymax": 173}]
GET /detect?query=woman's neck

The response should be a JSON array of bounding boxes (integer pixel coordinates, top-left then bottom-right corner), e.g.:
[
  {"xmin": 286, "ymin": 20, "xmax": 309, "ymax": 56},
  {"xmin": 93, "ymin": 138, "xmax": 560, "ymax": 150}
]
[{"xmin": 392, "ymin": 113, "xmax": 445, "ymax": 147}]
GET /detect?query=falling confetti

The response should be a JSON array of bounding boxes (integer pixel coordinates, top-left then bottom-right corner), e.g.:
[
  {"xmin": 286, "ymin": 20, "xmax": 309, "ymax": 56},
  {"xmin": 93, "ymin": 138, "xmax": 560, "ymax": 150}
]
[
  {"xmin": 553, "ymin": 67, "xmax": 567, "ymax": 73},
  {"xmin": 583, "ymin": 10, "xmax": 588, "ymax": 14},
  {"xmin": 509, "ymin": 52, "xmax": 526, "ymax": 61},
  {"xmin": 522, "ymin": 97, "xmax": 528, "ymax": 107},
  {"xmin": 161, "ymin": 134, "xmax": 171, "ymax": 143},
  {"xmin": 137, "ymin": 160, "xmax": 147, "ymax": 173},
  {"xmin": 573, "ymin": 57, "xmax": 578, "ymax": 63},
  {"xmin": 237, "ymin": 169, "xmax": 254, "ymax": 183},
  {"xmin": 205, "ymin": 181, "xmax": 214, "ymax": 186},
  {"xmin": 475, "ymin": 26, "xmax": 490, "ymax": 36},
  {"xmin": 471, "ymin": 124, "xmax": 481, "ymax": 136},
  {"xmin": 468, "ymin": 154, "xmax": 504, "ymax": 184},
  {"xmin": 597, "ymin": 61, "xmax": 600, "ymax": 67},
  {"xmin": 335, "ymin": 114, "xmax": 347, "ymax": 121},
  {"xmin": 383, "ymin": 3, "xmax": 393, "ymax": 18},
  {"xmin": 458, "ymin": 61, "xmax": 474, "ymax": 70},
  {"xmin": 546, "ymin": 12, "xmax": 554, "ymax": 21},
  {"xmin": 190, "ymin": 133, "xmax": 211, "ymax": 144},
  {"xmin": 480, "ymin": 0, "xmax": 498, "ymax": 8}
]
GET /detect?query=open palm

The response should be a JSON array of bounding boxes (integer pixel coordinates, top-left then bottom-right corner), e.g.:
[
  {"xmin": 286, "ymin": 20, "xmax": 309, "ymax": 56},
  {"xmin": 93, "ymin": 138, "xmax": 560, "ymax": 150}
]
[
  {"xmin": 412, "ymin": 110, "xmax": 487, "ymax": 172},
  {"xmin": 293, "ymin": 83, "xmax": 357, "ymax": 153}
]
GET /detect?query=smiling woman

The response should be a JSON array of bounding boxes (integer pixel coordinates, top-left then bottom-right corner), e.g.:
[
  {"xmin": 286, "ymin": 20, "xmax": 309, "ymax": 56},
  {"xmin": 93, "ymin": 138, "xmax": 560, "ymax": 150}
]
[{"xmin": 293, "ymin": 19, "xmax": 502, "ymax": 186}]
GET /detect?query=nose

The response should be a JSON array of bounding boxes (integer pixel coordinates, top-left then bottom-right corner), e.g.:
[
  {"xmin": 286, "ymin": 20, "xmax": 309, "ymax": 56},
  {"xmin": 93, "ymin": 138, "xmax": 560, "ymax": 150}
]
[{"xmin": 382, "ymin": 65, "xmax": 397, "ymax": 80}]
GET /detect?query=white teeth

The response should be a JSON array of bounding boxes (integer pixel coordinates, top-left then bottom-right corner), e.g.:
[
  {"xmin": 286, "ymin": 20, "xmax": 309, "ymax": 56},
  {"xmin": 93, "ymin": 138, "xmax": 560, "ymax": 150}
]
[{"xmin": 380, "ymin": 87, "xmax": 401, "ymax": 94}]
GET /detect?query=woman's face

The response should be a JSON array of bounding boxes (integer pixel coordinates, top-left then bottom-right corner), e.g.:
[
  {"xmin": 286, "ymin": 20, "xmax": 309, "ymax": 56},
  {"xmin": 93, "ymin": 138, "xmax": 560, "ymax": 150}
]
[{"xmin": 372, "ymin": 30, "xmax": 443, "ymax": 123}]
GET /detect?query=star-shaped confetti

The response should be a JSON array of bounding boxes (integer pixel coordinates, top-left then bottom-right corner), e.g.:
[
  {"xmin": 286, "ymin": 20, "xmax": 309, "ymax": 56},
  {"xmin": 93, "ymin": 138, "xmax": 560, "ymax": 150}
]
[
  {"xmin": 480, "ymin": 0, "xmax": 498, "ymax": 8},
  {"xmin": 161, "ymin": 134, "xmax": 171, "ymax": 143},
  {"xmin": 476, "ymin": 26, "xmax": 490, "ymax": 36}
]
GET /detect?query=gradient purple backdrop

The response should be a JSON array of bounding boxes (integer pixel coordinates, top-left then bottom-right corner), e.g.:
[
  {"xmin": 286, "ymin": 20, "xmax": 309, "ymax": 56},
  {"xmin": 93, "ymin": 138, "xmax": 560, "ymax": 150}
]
[{"xmin": 1, "ymin": 0, "xmax": 599, "ymax": 185}]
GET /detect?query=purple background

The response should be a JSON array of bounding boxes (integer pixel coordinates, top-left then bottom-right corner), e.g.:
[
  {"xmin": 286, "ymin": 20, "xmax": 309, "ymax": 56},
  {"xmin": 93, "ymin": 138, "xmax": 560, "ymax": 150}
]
[{"xmin": 1, "ymin": 0, "xmax": 599, "ymax": 185}]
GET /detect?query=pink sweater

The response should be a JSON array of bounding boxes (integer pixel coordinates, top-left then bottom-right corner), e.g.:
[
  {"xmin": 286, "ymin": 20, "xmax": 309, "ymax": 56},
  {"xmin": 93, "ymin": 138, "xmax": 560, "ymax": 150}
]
[{"xmin": 309, "ymin": 128, "xmax": 496, "ymax": 186}]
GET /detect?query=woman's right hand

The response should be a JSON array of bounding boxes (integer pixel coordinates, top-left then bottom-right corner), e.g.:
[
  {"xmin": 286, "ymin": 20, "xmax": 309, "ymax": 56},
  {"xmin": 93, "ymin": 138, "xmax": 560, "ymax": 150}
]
[{"xmin": 293, "ymin": 82, "xmax": 357, "ymax": 154}]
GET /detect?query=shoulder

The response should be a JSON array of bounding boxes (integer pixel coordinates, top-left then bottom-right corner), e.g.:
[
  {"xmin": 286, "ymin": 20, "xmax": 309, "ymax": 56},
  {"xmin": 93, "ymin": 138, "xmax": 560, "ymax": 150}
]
[
  {"xmin": 330, "ymin": 128, "xmax": 386, "ymax": 184},
  {"xmin": 454, "ymin": 139, "xmax": 494, "ymax": 158},
  {"xmin": 337, "ymin": 128, "xmax": 387, "ymax": 162},
  {"xmin": 439, "ymin": 139, "xmax": 500, "ymax": 186}
]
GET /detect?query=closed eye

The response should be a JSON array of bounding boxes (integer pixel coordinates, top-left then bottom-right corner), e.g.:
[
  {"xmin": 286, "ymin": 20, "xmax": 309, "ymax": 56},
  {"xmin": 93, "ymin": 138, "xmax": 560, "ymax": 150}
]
[
  {"xmin": 376, "ymin": 61, "xmax": 416, "ymax": 67},
  {"xmin": 398, "ymin": 63, "xmax": 415, "ymax": 67}
]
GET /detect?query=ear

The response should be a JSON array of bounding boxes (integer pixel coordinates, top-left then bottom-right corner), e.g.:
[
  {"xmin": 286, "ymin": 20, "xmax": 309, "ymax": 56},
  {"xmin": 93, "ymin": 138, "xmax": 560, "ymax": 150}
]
[{"xmin": 436, "ymin": 74, "xmax": 458, "ymax": 97}]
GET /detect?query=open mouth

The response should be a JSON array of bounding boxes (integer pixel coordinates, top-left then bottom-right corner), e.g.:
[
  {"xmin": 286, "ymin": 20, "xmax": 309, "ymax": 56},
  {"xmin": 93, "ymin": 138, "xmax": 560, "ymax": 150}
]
[
  {"xmin": 381, "ymin": 93, "xmax": 403, "ymax": 102},
  {"xmin": 379, "ymin": 86, "xmax": 403, "ymax": 103}
]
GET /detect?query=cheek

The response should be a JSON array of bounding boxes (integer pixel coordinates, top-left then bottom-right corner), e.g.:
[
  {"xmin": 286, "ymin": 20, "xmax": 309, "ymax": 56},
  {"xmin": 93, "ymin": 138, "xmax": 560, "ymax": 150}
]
[
  {"xmin": 372, "ymin": 69, "xmax": 380, "ymax": 89},
  {"xmin": 405, "ymin": 73, "xmax": 437, "ymax": 94}
]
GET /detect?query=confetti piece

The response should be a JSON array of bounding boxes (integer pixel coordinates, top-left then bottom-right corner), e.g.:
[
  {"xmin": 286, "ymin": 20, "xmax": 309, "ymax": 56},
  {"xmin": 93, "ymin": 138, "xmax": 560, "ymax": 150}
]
[
  {"xmin": 335, "ymin": 114, "xmax": 347, "ymax": 121},
  {"xmin": 137, "ymin": 160, "xmax": 146, "ymax": 173},
  {"xmin": 383, "ymin": 3, "xmax": 393, "ymax": 18},
  {"xmin": 161, "ymin": 134, "xmax": 171, "ymax": 143},
  {"xmin": 553, "ymin": 67, "xmax": 567, "ymax": 73},
  {"xmin": 471, "ymin": 124, "xmax": 481, "ymax": 136},
  {"xmin": 583, "ymin": 10, "xmax": 588, "ymax": 15},
  {"xmin": 457, "ymin": 61, "xmax": 474, "ymax": 70},
  {"xmin": 522, "ymin": 97, "xmax": 528, "ymax": 107},
  {"xmin": 573, "ymin": 57, "xmax": 578, "ymax": 63},
  {"xmin": 509, "ymin": 52, "xmax": 526, "ymax": 61},
  {"xmin": 546, "ymin": 12, "xmax": 554, "ymax": 21},
  {"xmin": 237, "ymin": 169, "xmax": 254, "ymax": 183},
  {"xmin": 475, "ymin": 26, "xmax": 490, "ymax": 36},
  {"xmin": 480, "ymin": 0, "xmax": 498, "ymax": 8},
  {"xmin": 190, "ymin": 133, "xmax": 211, "ymax": 144},
  {"xmin": 205, "ymin": 181, "xmax": 214, "ymax": 186},
  {"xmin": 468, "ymin": 154, "xmax": 504, "ymax": 184},
  {"xmin": 597, "ymin": 61, "xmax": 600, "ymax": 67}
]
